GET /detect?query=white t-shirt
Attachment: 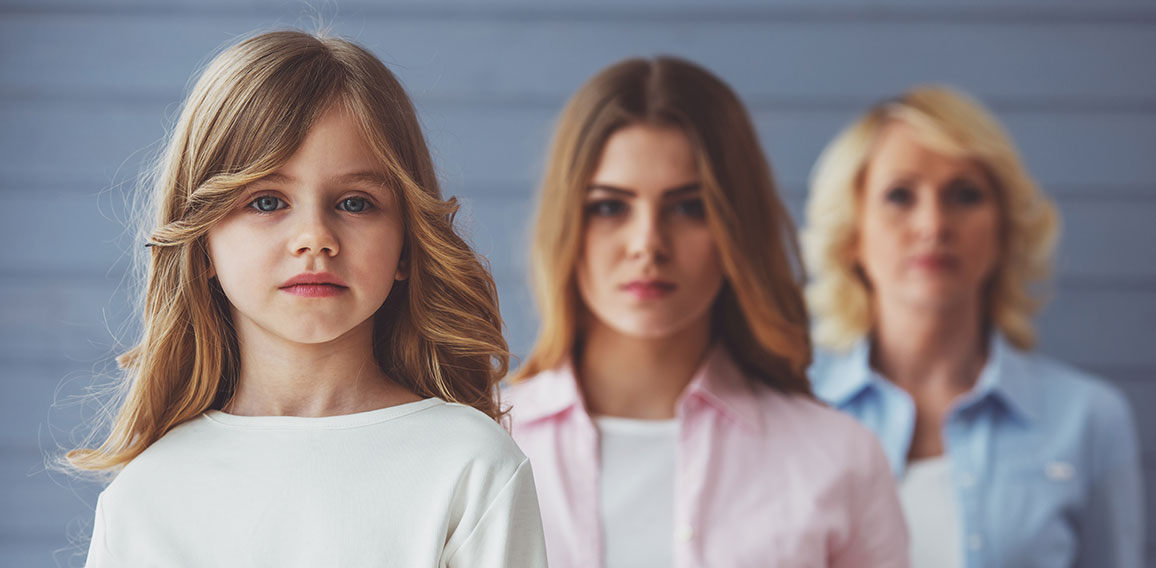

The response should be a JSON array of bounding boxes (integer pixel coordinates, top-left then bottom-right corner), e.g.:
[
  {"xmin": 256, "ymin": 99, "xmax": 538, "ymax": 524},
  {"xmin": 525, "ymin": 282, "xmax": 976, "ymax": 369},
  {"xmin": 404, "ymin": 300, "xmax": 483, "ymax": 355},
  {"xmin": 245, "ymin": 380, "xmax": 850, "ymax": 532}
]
[
  {"xmin": 85, "ymin": 398, "xmax": 547, "ymax": 567},
  {"xmin": 900, "ymin": 455, "xmax": 963, "ymax": 568},
  {"xmin": 595, "ymin": 416, "xmax": 678, "ymax": 568}
]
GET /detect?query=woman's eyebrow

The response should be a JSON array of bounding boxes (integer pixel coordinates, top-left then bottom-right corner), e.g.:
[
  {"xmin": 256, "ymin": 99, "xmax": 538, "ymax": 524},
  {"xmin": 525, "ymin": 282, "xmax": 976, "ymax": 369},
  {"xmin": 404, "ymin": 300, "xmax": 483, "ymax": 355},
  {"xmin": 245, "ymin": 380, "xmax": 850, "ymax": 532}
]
[
  {"xmin": 586, "ymin": 182, "xmax": 701, "ymax": 197},
  {"xmin": 662, "ymin": 183, "xmax": 701, "ymax": 198},
  {"xmin": 587, "ymin": 184, "xmax": 634, "ymax": 197}
]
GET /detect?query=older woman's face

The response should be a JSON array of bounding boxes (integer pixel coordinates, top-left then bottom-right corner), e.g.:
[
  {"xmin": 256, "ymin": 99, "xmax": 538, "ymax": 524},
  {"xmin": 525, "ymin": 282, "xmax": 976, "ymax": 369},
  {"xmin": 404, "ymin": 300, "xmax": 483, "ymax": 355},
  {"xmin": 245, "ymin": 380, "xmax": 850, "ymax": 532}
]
[
  {"xmin": 576, "ymin": 124, "xmax": 725, "ymax": 339},
  {"xmin": 855, "ymin": 120, "xmax": 1001, "ymax": 315}
]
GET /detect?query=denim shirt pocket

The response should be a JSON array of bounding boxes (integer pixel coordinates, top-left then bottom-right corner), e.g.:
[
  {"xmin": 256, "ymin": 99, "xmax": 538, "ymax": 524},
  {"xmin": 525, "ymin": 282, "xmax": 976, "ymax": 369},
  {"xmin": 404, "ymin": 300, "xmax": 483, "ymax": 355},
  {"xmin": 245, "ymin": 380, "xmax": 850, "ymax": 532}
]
[{"xmin": 985, "ymin": 457, "xmax": 1084, "ymax": 567}]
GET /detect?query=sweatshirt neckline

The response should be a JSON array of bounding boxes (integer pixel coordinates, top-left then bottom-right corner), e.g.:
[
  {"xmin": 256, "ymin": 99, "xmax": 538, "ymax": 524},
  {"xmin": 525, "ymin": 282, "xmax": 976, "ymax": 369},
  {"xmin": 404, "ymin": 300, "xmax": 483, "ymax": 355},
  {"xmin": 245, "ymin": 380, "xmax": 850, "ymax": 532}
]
[{"xmin": 203, "ymin": 397, "xmax": 444, "ymax": 429}]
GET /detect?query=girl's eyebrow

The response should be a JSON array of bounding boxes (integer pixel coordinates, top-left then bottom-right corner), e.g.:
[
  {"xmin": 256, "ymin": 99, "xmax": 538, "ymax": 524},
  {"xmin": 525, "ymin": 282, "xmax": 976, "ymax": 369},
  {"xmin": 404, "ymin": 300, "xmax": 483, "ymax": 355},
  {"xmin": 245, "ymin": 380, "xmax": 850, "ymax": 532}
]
[
  {"xmin": 332, "ymin": 172, "xmax": 391, "ymax": 188},
  {"xmin": 587, "ymin": 182, "xmax": 701, "ymax": 198},
  {"xmin": 249, "ymin": 172, "xmax": 390, "ymax": 189}
]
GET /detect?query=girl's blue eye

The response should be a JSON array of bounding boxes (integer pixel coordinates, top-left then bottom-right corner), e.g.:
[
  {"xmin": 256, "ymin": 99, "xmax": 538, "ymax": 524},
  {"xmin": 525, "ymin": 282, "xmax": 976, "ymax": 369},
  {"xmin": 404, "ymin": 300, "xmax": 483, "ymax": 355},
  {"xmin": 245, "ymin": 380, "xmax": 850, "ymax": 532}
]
[
  {"xmin": 586, "ymin": 200, "xmax": 627, "ymax": 217},
  {"xmin": 670, "ymin": 198, "xmax": 706, "ymax": 219},
  {"xmin": 338, "ymin": 197, "xmax": 371, "ymax": 213},
  {"xmin": 250, "ymin": 196, "xmax": 285, "ymax": 212}
]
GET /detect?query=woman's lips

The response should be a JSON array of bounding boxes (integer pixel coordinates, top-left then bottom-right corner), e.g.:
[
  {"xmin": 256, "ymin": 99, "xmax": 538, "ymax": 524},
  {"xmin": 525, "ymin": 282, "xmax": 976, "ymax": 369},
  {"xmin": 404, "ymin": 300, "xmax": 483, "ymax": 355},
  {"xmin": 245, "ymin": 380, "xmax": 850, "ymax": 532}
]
[
  {"xmin": 621, "ymin": 280, "xmax": 678, "ymax": 300},
  {"xmin": 908, "ymin": 254, "xmax": 959, "ymax": 270}
]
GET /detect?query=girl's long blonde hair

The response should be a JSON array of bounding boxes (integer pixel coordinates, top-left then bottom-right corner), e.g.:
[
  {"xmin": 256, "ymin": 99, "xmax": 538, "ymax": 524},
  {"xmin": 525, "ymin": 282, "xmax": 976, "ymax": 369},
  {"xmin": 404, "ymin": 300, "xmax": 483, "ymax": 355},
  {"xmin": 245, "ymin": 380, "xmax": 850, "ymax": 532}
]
[
  {"xmin": 512, "ymin": 56, "xmax": 812, "ymax": 395},
  {"xmin": 68, "ymin": 30, "xmax": 508, "ymax": 472},
  {"xmin": 802, "ymin": 85, "xmax": 1060, "ymax": 351}
]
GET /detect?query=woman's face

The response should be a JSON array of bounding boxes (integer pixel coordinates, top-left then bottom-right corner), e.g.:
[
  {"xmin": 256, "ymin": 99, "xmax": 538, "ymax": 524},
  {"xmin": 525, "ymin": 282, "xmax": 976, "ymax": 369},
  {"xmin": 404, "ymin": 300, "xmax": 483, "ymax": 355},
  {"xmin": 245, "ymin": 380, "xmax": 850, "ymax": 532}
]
[
  {"xmin": 576, "ymin": 124, "xmax": 725, "ymax": 340},
  {"xmin": 855, "ymin": 120, "xmax": 1001, "ymax": 315}
]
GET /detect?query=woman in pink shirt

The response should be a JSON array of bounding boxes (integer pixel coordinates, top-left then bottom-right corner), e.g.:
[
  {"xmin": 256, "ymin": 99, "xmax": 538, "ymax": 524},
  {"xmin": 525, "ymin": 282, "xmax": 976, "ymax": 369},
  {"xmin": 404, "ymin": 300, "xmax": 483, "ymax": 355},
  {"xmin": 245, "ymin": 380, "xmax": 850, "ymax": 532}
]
[{"xmin": 504, "ymin": 56, "xmax": 910, "ymax": 568}]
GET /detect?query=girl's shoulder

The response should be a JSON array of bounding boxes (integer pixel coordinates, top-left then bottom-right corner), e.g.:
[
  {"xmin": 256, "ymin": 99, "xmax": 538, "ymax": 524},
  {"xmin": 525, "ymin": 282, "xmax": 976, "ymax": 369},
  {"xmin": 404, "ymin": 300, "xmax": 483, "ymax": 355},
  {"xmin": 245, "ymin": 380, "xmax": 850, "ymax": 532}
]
[{"xmin": 418, "ymin": 400, "xmax": 529, "ymax": 466}]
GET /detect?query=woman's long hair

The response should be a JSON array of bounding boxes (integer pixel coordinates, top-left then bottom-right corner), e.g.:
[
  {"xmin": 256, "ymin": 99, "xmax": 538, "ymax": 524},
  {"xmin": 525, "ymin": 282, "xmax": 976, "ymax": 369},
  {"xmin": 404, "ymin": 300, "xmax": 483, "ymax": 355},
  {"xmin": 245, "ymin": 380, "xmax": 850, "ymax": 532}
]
[
  {"xmin": 512, "ymin": 56, "xmax": 812, "ymax": 395},
  {"xmin": 67, "ymin": 30, "xmax": 508, "ymax": 472}
]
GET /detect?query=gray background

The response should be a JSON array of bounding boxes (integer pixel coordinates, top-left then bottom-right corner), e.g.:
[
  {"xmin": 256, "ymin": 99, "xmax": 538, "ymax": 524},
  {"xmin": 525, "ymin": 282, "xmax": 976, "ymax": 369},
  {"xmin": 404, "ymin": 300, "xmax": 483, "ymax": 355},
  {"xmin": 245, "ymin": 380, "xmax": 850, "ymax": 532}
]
[{"xmin": 2, "ymin": 0, "xmax": 1155, "ymax": 565}]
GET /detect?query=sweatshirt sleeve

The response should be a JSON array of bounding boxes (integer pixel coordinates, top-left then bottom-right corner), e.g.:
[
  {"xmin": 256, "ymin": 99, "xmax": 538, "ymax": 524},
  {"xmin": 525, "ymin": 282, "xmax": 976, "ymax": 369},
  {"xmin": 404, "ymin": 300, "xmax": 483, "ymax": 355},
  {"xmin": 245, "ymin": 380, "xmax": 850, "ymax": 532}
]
[
  {"xmin": 84, "ymin": 492, "xmax": 113, "ymax": 568},
  {"xmin": 832, "ymin": 431, "xmax": 911, "ymax": 568},
  {"xmin": 445, "ymin": 458, "xmax": 549, "ymax": 568}
]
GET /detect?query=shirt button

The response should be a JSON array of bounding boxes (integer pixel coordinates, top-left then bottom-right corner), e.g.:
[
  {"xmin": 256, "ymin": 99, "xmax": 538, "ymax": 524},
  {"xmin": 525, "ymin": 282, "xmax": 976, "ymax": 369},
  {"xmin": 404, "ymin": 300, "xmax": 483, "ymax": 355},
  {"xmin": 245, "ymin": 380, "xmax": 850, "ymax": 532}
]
[
  {"xmin": 968, "ymin": 534, "xmax": 984, "ymax": 550},
  {"xmin": 677, "ymin": 525, "xmax": 694, "ymax": 542},
  {"xmin": 1046, "ymin": 461, "xmax": 1075, "ymax": 481},
  {"xmin": 958, "ymin": 473, "xmax": 976, "ymax": 489}
]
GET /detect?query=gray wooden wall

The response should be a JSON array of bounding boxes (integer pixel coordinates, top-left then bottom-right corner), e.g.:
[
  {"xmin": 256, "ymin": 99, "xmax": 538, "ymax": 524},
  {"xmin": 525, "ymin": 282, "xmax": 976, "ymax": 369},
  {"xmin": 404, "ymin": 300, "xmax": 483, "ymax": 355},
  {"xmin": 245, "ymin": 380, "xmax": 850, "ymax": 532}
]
[{"xmin": 2, "ymin": 1, "xmax": 1154, "ymax": 565}]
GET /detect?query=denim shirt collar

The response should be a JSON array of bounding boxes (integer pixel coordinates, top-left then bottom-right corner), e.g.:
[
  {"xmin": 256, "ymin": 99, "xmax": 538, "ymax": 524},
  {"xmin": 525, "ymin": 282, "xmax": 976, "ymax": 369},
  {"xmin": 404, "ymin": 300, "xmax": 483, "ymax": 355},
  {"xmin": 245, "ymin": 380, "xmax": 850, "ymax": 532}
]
[
  {"xmin": 969, "ymin": 333, "xmax": 1039, "ymax": 425},
  {"xmin": 814, "ymin": 332, "xmax": 1039, "ymax": 425},
  {"xmin": 811, "ymin": 338, "xmax": 875, "ymax": 406}
]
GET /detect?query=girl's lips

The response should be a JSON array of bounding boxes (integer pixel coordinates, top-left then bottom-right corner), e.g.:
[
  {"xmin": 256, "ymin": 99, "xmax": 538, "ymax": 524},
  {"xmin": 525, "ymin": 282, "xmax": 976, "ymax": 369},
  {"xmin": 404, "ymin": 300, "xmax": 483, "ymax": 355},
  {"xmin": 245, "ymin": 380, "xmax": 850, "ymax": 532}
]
[
  {"xmin": 280, "ymin": 284, "xmax": 348, "ymax": 298},
  {"xmin": 621, "ymin": 280, "xmax": 677, "ymax": 300}
]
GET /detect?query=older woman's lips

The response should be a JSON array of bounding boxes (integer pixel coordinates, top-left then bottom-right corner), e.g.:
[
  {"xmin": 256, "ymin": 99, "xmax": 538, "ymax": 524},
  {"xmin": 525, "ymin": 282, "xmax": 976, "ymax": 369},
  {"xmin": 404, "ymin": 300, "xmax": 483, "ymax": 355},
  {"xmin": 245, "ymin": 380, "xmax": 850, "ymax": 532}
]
[
  {"xmin": 909, "ymin": 255, "xmax": 959, "ymax": 270},
  {"xmin": 621, "ymin": 280, "xmax": 678, "ymax": 300}
]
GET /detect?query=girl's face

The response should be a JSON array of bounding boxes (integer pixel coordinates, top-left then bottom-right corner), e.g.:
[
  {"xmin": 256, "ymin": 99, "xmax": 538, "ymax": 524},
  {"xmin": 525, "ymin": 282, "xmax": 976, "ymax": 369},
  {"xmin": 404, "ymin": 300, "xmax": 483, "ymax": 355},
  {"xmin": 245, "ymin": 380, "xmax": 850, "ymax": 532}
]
[
  {"xmin": 576, "ymin": 124, "xmax": 725, "ymax": 340},
  {"xmin": 206, "ymin": 106, "xmax": 406, "ymax": 348},
  {"xmin": 855, "ymin": 120, "xmax": 1001, "ymax": 315}
]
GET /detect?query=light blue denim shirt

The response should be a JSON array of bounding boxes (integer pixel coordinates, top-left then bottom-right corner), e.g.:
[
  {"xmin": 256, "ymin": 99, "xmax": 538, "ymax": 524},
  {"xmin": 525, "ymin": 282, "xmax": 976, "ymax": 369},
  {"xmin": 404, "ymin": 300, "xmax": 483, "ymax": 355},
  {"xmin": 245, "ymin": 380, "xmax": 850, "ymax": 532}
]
[{"xmin": 811, "ymin": 333, "xmax": 1145, "ymax": 568}]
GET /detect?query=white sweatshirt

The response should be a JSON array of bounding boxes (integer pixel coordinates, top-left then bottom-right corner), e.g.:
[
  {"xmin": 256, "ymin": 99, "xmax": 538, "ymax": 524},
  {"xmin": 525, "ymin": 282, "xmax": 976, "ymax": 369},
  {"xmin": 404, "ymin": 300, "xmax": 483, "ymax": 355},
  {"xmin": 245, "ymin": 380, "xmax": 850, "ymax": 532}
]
[{"xmin": 85, "ymin": 398, "xmax": 547, "ymax": 567}]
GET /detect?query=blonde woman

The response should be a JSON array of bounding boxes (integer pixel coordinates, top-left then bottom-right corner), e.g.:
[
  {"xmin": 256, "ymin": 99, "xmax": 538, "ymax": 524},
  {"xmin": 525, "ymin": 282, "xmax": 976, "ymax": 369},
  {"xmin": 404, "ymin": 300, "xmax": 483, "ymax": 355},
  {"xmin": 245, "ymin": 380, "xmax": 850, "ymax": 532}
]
[
  {"xmin": 804, "ymin": 86, "xmax": 1143, "ymax": 567},
  {"xmin": 68, "ymin": 31, "xmax": 546, "ymax": 566},
  {"xmin": 505, "ymin": 56, "xmax": 909, "ymax": 567}
]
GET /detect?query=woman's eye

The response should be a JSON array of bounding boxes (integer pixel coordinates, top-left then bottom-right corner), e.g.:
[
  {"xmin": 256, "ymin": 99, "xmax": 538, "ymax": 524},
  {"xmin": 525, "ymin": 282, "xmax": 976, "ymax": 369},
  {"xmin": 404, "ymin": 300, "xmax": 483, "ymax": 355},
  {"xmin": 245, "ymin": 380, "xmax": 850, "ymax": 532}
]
[
  {"xmin": 884, "ymin": 186, "xmax": 913, "ymax": 206},
  {"xmin": 947, "ymin": 183, "xmax": 984, "ymax": 206},
  {"xmin": 338, "ymin": 197, "xmax": 372, "ymax": 213},
  {"xmin": 586, "ymin": 200, "xmax": 627, "ymax": 218},
  {"xmin": 670, "ymin": 198, "xmax": 706, "ymax": 219},
  {"xmin": 249, "ymin": 196, "xmax": 285, "ymax": 212}
]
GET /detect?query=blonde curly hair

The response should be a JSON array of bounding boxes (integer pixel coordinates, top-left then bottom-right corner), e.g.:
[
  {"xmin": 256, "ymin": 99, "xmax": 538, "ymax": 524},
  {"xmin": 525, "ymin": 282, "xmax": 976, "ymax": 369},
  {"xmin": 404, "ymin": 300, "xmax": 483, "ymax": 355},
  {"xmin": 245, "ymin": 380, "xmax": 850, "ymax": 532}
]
[{"xmin": 802, "ymin": 85, "xmax": 1060, "ymax": 352}]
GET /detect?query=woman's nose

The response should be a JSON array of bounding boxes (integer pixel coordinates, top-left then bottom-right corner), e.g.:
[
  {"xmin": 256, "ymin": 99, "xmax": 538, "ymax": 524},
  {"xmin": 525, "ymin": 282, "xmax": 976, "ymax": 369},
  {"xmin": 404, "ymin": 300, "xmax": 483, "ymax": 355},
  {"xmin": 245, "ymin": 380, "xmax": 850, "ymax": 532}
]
[{"xmin": 626, "ymin": 207, "xmax": 669, "ymax": 262}]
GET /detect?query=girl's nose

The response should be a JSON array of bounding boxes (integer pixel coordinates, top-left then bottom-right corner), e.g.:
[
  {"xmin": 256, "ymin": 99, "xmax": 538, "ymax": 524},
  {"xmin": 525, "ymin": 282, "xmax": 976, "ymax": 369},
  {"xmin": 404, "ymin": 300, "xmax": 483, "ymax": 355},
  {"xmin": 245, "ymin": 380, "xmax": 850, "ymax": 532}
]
[{"xmin": 288, "ymin": 210, "xmax": 339, "ymax": 257}]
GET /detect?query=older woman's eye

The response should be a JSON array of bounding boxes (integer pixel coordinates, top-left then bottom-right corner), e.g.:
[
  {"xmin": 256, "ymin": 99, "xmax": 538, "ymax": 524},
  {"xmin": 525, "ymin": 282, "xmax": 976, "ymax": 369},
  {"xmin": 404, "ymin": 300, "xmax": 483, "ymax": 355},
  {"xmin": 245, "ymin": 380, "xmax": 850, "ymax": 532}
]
[
  {"xmin": 884, "ymin": 186, "xmax": 914, "ymax": 206},
  {"xmin": 586, "ymin": 199, "xmax": 627, "ymax": 218},
  {"xmin": 947, "ymin": 183, "xmax": 985, "ymax": 206},
  {"xmin": 249, "ymin": 195, "xmax": 286, "ymax": 212},
  {"xmin": 338, "ymin": 197, "xmax": 372, "ymax": 213}
]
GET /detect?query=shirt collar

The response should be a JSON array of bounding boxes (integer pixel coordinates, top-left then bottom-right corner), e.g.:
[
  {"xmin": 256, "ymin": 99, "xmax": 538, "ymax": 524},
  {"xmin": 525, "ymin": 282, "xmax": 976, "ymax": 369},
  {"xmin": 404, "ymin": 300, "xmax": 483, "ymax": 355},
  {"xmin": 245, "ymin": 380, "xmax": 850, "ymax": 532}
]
[
  {"xmin": 812, "ymin": 333, "xmax": 1040, "ymax": 425},
  {"xmin": 679, "ymin": 345, "xmax": 765, "ymax": 433},
  {"xmin": 811, "ymin": 339, "xmax": 875, "ymax": 406},
  {"xmin": 508, "ymin": 345, "xmax": 764, "ymax": 432},
  {"xmin": 506, "ymin": 360, "xmax": 587, "ymax": 425},
  {"xmin": 968, "ymin": 332, "xmax": 1039, "ymax": 425}
]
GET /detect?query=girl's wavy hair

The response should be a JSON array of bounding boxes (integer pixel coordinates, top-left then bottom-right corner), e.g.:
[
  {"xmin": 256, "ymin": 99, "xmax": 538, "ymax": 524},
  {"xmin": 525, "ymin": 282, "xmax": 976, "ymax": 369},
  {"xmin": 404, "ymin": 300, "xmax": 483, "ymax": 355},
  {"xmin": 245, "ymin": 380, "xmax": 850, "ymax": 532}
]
[
  {"xmin": 67, "ymin": 30, "xmax": 508, "ymax": 472},
  {"xmin": 511, "ymin": 56, "xmax": 813, "ymax": 396},
  {"xmin": 802, "ymin": 85, "xmax": 1060, "ymax": 352}
]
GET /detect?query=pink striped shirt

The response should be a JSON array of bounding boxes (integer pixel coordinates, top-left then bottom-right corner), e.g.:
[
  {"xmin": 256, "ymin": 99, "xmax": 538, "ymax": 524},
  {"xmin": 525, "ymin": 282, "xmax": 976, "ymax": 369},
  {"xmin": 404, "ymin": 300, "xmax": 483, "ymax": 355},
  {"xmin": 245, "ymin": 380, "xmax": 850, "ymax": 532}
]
[{"xmin": 505, "ymin": 346, "xmax": 909, "ymax": 568}]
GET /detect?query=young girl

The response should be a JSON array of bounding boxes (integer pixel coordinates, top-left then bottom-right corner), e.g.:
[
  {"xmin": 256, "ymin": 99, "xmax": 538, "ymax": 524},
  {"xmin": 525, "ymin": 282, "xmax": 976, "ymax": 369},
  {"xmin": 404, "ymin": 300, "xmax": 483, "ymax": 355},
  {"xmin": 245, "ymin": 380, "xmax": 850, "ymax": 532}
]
[
  {"xmin": 68, "ymin": 30, "xmax": 546, "ymax": 566},
  {"xmin": 505, "ymin": 56, "xmax": 909, "ymax": 567}
]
